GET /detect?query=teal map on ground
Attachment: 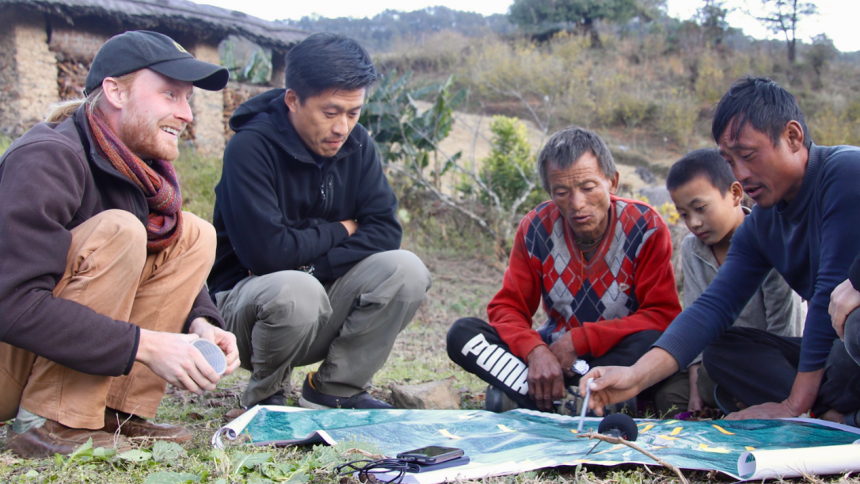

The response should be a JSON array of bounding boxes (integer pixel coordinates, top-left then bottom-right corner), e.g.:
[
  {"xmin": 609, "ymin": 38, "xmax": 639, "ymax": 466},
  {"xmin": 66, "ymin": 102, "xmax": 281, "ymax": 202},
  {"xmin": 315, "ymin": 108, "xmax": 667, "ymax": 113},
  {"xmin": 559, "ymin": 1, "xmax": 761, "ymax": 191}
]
[{"xmin": 240, "ymin": 408, "xmax": 859, "ymax": 478}]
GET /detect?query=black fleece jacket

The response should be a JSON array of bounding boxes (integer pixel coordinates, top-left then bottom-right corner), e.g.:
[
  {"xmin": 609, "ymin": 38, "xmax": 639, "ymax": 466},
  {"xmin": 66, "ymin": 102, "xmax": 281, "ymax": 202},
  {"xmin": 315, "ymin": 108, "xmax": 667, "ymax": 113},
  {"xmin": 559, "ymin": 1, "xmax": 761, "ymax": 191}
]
[
  {"xmin": 208, "ymin": 89, "xmax": 401, "ymax": 293},
  {"xmin": 0, "ymin": 107, "xmax": 224, "ymax": 377},
  {"xmin": 851, "ymin": 256, "xmax": 860, "ymax": 291}
]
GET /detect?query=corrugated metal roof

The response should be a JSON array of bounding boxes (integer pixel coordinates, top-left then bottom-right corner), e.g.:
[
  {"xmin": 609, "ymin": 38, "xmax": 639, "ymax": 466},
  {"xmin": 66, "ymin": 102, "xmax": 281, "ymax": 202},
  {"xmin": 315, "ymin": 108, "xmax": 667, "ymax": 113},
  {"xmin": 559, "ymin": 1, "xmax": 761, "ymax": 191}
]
[{"xmin": 2, "ymin": 0, "xmax": 308, "ymax": 49}]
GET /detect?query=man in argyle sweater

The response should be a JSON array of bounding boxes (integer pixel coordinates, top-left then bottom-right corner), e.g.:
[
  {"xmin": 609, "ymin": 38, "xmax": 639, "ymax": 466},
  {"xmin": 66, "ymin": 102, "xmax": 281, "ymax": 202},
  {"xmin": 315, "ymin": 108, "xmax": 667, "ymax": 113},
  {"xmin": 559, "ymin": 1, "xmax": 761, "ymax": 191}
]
[{"xmin": 447, "ymin": 127, "xmax": 681, "ymax": 412}]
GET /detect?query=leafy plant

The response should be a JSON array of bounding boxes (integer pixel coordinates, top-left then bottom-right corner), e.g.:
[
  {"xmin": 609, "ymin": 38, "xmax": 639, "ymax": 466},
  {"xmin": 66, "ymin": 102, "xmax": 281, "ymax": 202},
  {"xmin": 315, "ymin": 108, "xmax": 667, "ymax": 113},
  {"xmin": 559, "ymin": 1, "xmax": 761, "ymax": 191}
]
[
  {"xmin": 464, "ymin": 115, "xmax": 543, "ymax": 218},
  {"xmin": 53, "ymin": 437, "xmax": 117, "ymax": 469},
  {"xmin": 221, "ymin": 39, "xmax": 272, "ymax": 84},
  {"xmin": 361, "ymin": 70, "xmax": 466, "ymax": 185}
]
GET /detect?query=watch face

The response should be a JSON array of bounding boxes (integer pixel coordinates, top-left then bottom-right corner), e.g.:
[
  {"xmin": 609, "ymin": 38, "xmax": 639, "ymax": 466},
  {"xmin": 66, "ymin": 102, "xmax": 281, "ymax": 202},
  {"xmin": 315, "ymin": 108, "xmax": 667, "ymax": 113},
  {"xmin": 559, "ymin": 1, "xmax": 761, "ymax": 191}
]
[{"xmin": 573, "ymin": 359, "xmax": 590, "ymax": 375}]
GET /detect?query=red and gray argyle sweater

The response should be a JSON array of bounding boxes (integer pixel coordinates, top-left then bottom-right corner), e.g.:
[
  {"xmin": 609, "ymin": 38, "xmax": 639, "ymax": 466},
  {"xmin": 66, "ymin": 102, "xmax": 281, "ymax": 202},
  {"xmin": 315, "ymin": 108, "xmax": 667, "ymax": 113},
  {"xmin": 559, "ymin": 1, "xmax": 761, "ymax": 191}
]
[{"xmin": 489, "ymin": 196, "xmax": 681, "ymax": 360}]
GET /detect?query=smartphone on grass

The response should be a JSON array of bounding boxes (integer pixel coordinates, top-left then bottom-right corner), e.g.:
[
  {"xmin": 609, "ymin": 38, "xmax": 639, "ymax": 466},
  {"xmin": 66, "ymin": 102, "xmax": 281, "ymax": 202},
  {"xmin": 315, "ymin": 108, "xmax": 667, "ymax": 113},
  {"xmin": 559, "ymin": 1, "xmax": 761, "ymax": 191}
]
[{"xmin": 396, "ymin": 446, "xmax": 464, "ymax": 464}]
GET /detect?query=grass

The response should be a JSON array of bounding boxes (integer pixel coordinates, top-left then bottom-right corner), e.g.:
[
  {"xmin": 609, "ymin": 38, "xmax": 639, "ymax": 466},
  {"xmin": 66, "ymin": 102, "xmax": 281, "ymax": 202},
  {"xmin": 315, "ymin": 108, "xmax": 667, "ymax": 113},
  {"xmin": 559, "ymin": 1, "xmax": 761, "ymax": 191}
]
[
  {"xmin": 173, "ymin": 144, "xmax": 223, "ymax": 223},
  {"xmin": 5, "ymin": 230, "xmax": 853, "ymax": 482},
  {"xmin": 0, "ymin": 135, "xmax": 13, "ymax": 160}
]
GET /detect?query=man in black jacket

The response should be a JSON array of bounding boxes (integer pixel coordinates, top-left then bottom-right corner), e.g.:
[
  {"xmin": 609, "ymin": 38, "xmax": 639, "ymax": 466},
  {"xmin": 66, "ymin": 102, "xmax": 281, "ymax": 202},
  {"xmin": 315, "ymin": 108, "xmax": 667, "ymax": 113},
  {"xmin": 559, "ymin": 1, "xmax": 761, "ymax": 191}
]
[
  {"xmin": 0, "ymin": 31, "xmax": 239, "ymax": 458},
  {"xmin": 209, "ymin": 33, "xmax": 431, "ymax": 409}
]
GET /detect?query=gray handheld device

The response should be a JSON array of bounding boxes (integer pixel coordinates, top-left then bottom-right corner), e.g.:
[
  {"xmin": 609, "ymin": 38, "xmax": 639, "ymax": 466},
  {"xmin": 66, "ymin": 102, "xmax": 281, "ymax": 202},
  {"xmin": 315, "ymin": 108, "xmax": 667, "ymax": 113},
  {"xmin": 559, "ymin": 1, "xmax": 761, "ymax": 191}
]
[{"xmin": 396, "ymin": 446, "xmax": 464, "ymax": 465}]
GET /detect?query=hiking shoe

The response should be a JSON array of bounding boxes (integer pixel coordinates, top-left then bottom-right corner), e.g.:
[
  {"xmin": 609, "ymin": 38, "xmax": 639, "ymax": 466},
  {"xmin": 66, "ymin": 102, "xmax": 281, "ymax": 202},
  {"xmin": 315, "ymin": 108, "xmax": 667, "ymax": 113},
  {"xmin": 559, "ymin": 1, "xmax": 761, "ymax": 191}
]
[
  {"xmin": 713, "ymin": 384, "xmax": 741, "ymax": 414},
  {"xmin": 255, "ymin": 390, "xmax": 287, "ymax": 407},
  {"xmin": 298, "ymin": 373, "xmax": 393, "ymax": 409},
  {"xmin": 6, "ymin": 419, "xmax": 132, "ymax": 459},
  {"xmin": 485, "ymin": 385, "xmax": 520, "ymax": 413},
  {"xmin": 103, "ymin": 409, "xmax": 192, "ymax": 443}
]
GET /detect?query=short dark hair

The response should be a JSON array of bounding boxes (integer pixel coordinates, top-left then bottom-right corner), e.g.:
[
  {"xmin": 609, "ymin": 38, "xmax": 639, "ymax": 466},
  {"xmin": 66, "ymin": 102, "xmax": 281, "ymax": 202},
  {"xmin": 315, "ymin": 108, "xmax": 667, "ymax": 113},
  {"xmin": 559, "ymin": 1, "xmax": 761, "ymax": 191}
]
[
  {"xmin": 712, "ymin": 77, "xmax": 812, "ymax": 150},
  {"xmin": 285, "ymin": 33, "xmax": 378, "ymax": 102},
  {"xmin": 666, "ymin": 148, "xmax": 737, "ymax": 196},
  {"xmin": 537, "ymin": 126, "xmax": 616, "ymax": 193}
]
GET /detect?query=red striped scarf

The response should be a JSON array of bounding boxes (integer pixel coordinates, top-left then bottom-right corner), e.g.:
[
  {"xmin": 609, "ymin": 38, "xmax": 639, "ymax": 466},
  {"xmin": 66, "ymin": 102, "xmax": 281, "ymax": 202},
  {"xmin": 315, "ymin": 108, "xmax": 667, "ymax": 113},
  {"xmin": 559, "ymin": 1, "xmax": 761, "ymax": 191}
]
[{"xmin": 86, "ymin": 108, "xmax": 182, "ymax": 253}]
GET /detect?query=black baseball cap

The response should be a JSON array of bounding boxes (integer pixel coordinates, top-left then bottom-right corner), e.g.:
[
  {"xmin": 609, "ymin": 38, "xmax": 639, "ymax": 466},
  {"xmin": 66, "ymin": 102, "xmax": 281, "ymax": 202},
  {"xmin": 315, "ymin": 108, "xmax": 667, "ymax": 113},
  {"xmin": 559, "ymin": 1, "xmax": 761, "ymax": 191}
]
[{"xmin": 85, "ymin": 30, "xmax": 229, "ymax": 95}]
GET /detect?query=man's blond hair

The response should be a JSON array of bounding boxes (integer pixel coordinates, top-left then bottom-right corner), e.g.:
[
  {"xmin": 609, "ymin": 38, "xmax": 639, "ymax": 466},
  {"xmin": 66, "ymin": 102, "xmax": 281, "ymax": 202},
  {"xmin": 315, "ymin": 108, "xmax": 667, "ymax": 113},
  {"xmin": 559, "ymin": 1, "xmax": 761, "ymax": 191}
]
[{"xmin": 45, "ymin": 71, "xmax": 141, "ymax": 123}]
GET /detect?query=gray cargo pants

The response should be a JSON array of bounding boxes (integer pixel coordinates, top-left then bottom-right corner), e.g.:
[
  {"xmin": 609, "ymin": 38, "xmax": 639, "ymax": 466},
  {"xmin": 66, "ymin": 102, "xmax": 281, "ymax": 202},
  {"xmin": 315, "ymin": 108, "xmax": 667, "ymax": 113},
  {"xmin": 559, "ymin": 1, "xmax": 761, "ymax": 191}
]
[{"xmin": 216, "ymin": 250, "xmax": 431, "ymax": 407}]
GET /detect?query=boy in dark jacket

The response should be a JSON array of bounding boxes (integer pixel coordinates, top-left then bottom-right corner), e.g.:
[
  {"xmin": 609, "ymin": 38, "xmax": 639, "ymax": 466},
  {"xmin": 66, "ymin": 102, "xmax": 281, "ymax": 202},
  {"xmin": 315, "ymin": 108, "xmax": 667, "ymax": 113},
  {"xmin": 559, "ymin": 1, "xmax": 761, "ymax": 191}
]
[
  {"xmin": 209, "ymin": 33, "xmax": 431, "ymax": 409},
  {"xmin": 0, "ymin": 31, "xmax": 239, "ymax": 458}
]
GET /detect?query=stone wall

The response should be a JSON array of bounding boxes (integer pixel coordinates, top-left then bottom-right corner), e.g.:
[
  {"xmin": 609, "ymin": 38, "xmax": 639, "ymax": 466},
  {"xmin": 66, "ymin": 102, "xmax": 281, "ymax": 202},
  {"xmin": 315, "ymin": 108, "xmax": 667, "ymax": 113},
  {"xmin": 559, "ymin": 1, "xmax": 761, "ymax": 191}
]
[
  {"xmin": 0, "ymin": 7, "xmax": 59, "ymax": 135},
  {"xmin": 57, "ymin": 59, "xmax": 89, "ymax": 101},
  {"xmin": 223, "ymin": 81, "xmax": 271, "ymax": 142},
  {"xmin": 188, "ymin": 41, "xmax": 226, "ymax": 157}
]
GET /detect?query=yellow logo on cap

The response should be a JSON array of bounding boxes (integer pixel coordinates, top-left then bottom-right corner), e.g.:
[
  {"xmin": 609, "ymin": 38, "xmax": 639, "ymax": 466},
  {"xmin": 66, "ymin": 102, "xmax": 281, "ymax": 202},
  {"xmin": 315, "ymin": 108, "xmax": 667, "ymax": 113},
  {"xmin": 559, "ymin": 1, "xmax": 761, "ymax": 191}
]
[{"xmin": 173, "ymin": 41, "xmax": 188, "ymax": 53}]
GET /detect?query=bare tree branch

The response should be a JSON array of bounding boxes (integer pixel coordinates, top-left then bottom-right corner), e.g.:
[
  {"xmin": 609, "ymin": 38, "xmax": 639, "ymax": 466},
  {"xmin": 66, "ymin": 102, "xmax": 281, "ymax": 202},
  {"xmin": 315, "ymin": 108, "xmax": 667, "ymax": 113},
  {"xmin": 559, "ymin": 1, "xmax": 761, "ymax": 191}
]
[
  {"xmin": 577, "ymin": 432, "xmax": 689, "ymax": 484},
  {"xmin": 385, "ymin": 163, "xmax": 499, "ymax": 239}
]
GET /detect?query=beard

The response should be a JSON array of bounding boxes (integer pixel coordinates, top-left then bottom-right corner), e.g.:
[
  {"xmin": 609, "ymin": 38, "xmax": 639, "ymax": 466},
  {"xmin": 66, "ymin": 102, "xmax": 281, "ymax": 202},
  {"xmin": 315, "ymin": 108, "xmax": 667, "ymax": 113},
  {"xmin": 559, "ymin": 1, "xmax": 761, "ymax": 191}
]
[{"xmin": 119, "ymin": 103, "xmax": 182, "ymax": 162}]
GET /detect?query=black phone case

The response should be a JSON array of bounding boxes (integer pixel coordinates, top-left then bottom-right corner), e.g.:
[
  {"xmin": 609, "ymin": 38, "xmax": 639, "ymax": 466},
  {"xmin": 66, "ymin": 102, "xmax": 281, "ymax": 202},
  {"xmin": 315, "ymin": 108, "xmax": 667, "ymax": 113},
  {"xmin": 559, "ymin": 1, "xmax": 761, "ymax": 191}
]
[{"xmin": 406, "ymin": 456, "xmax": 470, "ymax": 473}]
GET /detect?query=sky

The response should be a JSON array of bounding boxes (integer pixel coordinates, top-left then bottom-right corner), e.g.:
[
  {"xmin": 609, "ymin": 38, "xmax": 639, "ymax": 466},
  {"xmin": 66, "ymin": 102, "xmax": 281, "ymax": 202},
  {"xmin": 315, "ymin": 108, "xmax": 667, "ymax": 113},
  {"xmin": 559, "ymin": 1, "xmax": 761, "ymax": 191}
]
[{"xmin": 197, "ymin": 0, "xmax": 860, "ymax": 53}]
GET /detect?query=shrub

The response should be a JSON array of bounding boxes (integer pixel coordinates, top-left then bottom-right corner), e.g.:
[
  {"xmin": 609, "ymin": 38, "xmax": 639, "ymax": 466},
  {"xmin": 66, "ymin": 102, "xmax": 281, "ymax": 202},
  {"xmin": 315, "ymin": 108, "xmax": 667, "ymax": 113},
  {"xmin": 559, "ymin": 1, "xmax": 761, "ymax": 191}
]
[
  {"xmin": 657, "ymin": 91, "xmax": 698, "ymax": 147},
  {"xmin": 614, "ymin": 92, "xmax": 656, "ymax": 129},
  {"xmin": 809, "ymin": 107, "xmax": 860, "ymax": 146},
  {"xmin": 469, "ymin": 116, "xmax": 544, "ymax": 214},
  {"xmin": 693, "ymin": 51, "xmax": 726, "ymax": 105},
  {"xmin": 378, "ymin": 30, "xmax": 472, "ymax": 74}
]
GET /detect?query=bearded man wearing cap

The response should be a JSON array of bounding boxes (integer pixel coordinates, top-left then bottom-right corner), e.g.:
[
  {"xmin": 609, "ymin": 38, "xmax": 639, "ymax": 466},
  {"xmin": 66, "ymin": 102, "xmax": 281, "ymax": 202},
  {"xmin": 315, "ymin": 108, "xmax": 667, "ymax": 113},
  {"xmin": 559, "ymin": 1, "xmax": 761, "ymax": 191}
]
[
  {"xmin": 0, "ymin": 30, "xmax": 240, "ymax": 458},
  {"xmin": 208, "ymin": 33, "xmax": 431, "ymax": 410}
]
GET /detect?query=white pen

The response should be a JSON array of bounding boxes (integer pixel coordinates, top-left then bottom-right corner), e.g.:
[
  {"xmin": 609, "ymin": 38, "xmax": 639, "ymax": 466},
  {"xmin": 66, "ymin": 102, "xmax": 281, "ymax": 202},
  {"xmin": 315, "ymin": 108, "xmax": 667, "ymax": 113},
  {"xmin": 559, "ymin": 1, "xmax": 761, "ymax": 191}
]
[{"xmin": 577, "ymin": 377, "xmax": 594, "ymax": 433}]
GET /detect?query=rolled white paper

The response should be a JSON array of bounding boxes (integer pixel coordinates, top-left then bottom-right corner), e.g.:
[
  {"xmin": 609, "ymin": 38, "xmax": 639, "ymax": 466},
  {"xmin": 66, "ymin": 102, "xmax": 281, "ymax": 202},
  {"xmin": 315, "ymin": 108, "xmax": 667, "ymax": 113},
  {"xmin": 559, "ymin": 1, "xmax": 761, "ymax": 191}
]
[{"xmin": 738, "ymin": 442, "xmax": 860, "ymax": 480}]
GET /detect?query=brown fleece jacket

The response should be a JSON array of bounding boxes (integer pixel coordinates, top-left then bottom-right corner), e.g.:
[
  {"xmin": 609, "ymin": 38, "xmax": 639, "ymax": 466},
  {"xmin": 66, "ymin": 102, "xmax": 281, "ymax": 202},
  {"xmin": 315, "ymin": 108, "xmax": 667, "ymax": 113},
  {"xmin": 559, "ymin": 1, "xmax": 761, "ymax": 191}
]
[{"xmin": 0, "ymin": 106, "xmax": 223, "ymax": 377}]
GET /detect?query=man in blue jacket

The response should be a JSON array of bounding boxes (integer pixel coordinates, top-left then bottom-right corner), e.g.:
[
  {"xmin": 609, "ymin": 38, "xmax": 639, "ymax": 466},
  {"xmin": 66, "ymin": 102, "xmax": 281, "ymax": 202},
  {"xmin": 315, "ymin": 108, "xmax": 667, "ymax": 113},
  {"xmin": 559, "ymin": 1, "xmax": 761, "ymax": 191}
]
[
  {"xmin": 581, "ymin": 77, "xmax": 860, "ymax": 426},
  {"xmin": 209, "ymin": 33, "xmax": 431, "ymax": 409}
]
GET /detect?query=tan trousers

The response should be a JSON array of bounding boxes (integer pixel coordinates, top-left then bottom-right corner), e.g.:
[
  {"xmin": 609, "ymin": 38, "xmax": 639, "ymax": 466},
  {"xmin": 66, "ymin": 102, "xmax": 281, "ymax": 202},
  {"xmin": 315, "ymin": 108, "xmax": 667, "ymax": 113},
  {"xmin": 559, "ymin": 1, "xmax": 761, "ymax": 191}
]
[{"xmin": 0, "ymin": 210, "xmax": 215, "ymax": 429}]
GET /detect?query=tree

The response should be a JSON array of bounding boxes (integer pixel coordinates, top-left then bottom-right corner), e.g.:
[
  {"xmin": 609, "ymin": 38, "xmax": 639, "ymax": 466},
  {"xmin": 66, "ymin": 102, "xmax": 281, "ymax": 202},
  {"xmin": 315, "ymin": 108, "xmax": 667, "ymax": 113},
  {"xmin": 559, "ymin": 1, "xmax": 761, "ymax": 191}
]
[
  {"xmin": 806, "ymin": 33, "xmax": 838, "ymax": 88},
  {"xmin": 753, "ymin": 0, "xmax": 817, "ymax": 64},
  {"xmin": 283, "ymin": 7, "xmax": 514, "ymax": 52},
  {"xmin": 694, "ymin": 0, "xmax": 731, "ymax": 45},
  {"xmin": 508, "ymin": 0, "xmax": 640, "ymax": 47}
]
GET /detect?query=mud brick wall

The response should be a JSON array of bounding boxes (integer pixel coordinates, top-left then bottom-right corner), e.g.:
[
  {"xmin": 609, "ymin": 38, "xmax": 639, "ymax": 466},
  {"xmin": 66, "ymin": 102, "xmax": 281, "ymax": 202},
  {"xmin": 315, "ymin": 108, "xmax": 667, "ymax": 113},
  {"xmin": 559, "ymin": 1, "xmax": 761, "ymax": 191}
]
[
  {"xmin": 0, "ymin": 7, "xmax": 59, "ymax": 135},
  {"xmin": 48, "ymin": 26, "xmax": 111, "ymax": 65},
  {"xmin": 187, "ymin": 41, "xmax": 226, "ymax": 156},
  {"xmin": 50, "ymin": 25, "xmax": 112, "ymax": 101},
  {"xmin": 0, "ymin": 9, "xmax": 291, "ymax": 154}
]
